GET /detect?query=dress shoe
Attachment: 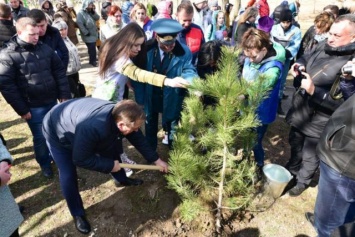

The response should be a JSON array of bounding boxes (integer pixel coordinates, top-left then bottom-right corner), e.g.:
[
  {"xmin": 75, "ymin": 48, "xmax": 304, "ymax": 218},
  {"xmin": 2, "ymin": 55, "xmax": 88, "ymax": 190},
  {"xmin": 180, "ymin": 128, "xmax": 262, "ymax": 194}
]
[
  {"xmin": 90, "ymin": 62, "xmax": 97, "ymax": 67},
  {"xmin": 305, "ymin": 212, "xmax": 315, "ymax": 227},
  {"xmin": 74, "ymin": 215, "xmax": 91, "ymax": 234},
  {"xmin": 288, "ymin": 183, "xmax": 307, "ymax": 197},
  {"xmin": 41, "ymin": 167, "xmax": 53, "ymax": 178},
  {"xmin": 114, "ymin": 177, "xmax": 144, "ymax": 187}
]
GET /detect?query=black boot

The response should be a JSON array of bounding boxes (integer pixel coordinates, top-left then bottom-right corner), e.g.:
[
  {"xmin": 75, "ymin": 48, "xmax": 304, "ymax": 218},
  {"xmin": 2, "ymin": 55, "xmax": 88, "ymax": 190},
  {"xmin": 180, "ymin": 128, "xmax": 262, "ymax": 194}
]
[{"xmin": 277, "ymin": 101, "xmax": 286, "ymax": 118}]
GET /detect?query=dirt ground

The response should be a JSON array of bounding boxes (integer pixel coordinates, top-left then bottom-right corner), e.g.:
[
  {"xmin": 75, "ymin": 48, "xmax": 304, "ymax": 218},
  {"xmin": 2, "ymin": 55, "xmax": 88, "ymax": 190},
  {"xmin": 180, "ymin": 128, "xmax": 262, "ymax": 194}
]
[{"xmin": 1, "ymin": 0, "xmax": 351, "ymax": 236}]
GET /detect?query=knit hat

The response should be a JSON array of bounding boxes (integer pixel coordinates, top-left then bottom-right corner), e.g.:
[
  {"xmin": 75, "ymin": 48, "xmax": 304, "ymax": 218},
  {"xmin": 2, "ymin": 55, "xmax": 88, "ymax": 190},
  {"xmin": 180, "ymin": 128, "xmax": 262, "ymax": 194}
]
[
  {"xmin": 279, "ymin": 9, "xmax": 293, "ymax": 22},
  {"xmin": 209, "ymin": 0, "xmax": 218, "ymax": 7},
  {"xmin": 52, "ymin": 20, "xmax": 68, "ymax": 30},
  {"xmin": 257, "ymin": 16, "xmax": 274, "ymax": 33}
]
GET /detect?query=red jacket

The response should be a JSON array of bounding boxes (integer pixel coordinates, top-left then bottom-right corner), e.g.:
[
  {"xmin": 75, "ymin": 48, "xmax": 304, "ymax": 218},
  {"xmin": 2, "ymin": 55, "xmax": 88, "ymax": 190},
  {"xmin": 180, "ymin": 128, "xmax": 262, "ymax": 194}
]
[{"xmin": 258, "ymin": 0, "xmax": 270, "ymax": 17}]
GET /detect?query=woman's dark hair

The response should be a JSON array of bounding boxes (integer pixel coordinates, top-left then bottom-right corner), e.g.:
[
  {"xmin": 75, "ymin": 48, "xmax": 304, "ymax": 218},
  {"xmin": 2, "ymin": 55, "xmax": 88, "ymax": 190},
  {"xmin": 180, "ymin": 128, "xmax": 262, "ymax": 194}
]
[
  {"xmin": 197, "ymin": 40, "xmax": 223, "ymax": 78},
  {"xmin": 99, "ymin": 22, "xmax": 147, "ymax": 78}
]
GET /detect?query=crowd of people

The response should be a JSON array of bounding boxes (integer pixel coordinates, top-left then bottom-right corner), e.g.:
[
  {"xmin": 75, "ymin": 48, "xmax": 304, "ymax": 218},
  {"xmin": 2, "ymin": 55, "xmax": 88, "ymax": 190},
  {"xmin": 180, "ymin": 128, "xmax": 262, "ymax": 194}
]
[{"xmin": 1, "ymin": 0, "xmax": 355, "ymax": 236}]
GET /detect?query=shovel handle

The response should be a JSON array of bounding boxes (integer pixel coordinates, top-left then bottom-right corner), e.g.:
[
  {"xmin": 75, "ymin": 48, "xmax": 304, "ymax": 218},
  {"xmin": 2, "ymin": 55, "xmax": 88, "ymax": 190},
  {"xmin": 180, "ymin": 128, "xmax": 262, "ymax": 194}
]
[{"xmin": 120, "ymin": 163, "xmax": 162, "ymax": 170}]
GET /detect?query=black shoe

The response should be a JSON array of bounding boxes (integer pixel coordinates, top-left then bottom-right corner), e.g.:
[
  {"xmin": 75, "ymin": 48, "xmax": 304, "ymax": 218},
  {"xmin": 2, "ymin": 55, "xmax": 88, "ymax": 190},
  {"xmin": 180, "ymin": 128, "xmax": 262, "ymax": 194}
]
[
  {"xmin": 305, "ymin": 212, "xmax": 315, "ymax": 227},
  {"xmin": 257, "ymin": 165, "xmax": 264, "ymax": 181},
  {"xmin": 74, "ymin": 215, "xmax": 91, "ymax": 234},
  {"xmin": 288, "ymin": 183, "xmax": 307, "ymax": 197},
  {"xmin": 114, "ymin": 177, "xmax": 144, "ymax": 187},
  {"xmin": 41, "ymin": 167, "xmax": 53, "ymax": 178},
  {"xmin": 19, "ymin": 205, "xmax": 25, "ymax": 213},
  {"xmin": 90, "ymin": 62, "xmax": 97, "ymax": 67},
  {"xmin": 277, "ymin": 102, "xmax": 286, "ymax": 118}
]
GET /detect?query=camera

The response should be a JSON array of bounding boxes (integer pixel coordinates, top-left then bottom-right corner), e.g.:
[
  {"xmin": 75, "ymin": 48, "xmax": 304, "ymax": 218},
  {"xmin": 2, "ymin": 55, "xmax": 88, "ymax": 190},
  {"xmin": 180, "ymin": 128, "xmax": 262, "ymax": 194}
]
[
  {"xmin": 341, "ymin": 64, "xmax": 353, "ymax": 75},
  {"xmin": 294, "ymin": 64, "xmax": 304, "ymax": 75},
  {"xmin": 293, "ymin": 64, "xmax": 306, "ymax": 89}
]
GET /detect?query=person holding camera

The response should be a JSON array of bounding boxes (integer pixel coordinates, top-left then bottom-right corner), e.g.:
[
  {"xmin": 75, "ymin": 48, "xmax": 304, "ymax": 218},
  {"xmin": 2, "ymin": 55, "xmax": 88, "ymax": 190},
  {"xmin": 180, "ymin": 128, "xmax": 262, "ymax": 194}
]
[
  {"xmin": 301, "ymin": 58, "xmax": 355, "ymax": 237},
  {"xmin": 285, "ymin": 14, "xmax": 355, "ymax": 197}
]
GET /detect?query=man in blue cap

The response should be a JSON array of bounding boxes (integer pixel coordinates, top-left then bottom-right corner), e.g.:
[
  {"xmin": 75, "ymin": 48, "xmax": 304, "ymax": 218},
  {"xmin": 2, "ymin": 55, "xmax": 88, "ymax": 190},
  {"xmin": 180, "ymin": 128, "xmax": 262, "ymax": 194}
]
[{"xmin": 143, "ymin": 18, "xmax": 198, "ymax": 150}]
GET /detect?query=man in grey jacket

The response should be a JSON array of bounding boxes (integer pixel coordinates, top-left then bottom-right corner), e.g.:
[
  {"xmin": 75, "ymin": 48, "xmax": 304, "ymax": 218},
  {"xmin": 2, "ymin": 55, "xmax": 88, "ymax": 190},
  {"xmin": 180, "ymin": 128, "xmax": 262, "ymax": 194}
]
[{"xmin": 10, "ymin": 0, "xmax": 29, "ymax": 22}]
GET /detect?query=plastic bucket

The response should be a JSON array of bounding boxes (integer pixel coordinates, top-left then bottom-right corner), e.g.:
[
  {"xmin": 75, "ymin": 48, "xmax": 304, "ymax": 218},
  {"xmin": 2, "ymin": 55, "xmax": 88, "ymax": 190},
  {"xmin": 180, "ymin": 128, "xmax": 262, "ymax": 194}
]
[{"xmin": 262, "ymin": 164, "xmax": 292, "ymax": 199}]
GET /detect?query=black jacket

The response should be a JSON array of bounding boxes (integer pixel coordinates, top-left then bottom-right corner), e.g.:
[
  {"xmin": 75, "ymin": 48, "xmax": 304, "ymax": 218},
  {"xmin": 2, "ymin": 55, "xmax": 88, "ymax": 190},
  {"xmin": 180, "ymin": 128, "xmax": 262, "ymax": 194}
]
[
  {"xmin": 0, "ymin": 36, "xmax": 71, "ymax": 116},
  {"xmin": 317, "ymin": 93, "xmax": 355, "ymax": 179},
  {"xmin": 40, "ymin": 25, "xmax": 69, "ymax": 69},
  {"xmin": 287, "ymin": 41, "xmax": 355, "ymax": 137},
  {"xmin": 42, "ymin": 98, "xmax": 159, "ymax": 173},
  {"xmin": 0, "ymin": 19, "xmax": 16, "ymax": 47}
]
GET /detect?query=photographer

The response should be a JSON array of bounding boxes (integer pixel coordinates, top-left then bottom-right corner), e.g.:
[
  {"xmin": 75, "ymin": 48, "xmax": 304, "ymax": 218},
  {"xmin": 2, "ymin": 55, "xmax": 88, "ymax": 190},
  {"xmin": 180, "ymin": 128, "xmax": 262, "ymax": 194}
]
[
  {"xmin": 285, "ymin": 14, "xmax": 355, "ymax": 197},
  {"xmin": 304, "ymin": 60, "xmax": 355, "ymax": 236}
]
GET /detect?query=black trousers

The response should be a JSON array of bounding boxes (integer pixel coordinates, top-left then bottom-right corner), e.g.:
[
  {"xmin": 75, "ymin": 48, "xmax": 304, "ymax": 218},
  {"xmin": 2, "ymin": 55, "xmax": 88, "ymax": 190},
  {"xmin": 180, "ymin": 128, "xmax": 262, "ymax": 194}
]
[{"xmin": 286, "ymin": 126, "xmax": 320, "ymax": 185}]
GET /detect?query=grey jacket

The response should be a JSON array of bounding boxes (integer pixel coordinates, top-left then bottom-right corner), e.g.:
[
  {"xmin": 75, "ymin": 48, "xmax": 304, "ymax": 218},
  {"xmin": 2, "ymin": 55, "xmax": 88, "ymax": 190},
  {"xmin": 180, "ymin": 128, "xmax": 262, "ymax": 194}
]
[
  {"xmin": 76, "ymin": 0, "xmax": 100, "ymax": 43},
  {"xmin": 11, "ymin": 5, "xmax": 29, "ymax": 22},
  {"xmin": 0, "ymin": 140, "xmax": 24, "ymax": 236}
]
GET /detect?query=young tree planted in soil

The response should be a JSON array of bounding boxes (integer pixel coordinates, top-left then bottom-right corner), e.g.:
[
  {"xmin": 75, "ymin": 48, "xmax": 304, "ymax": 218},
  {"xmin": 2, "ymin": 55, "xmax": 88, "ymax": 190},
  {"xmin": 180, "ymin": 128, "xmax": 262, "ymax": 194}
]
[{"xmin": 166, "ymin": 46, "xmax": 270, "ymax": 234}]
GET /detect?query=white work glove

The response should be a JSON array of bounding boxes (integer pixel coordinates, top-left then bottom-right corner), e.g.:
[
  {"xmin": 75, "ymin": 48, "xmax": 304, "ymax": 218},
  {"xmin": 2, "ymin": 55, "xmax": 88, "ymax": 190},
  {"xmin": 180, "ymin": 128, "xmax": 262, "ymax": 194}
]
[{"xmin": 164, "ymin": 77, "xmax": 190, "ymax": 88}]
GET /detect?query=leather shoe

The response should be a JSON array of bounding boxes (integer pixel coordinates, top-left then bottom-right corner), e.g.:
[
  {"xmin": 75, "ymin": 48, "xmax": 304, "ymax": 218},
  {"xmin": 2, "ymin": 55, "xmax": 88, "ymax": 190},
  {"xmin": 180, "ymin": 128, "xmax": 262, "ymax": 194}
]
[
  {"xmin": 288, "ymin": 183, "xmax": 307, "ymax": 197},
  {"xmin": 74, "ymin": 215, "xmax": 91, "ymax": 234},
  {"xmin": 305, "ymin": 212, "xmax": 315, "ymax": 227},
  {"xmin": 114, "ymin": 177, "xmax": 144, "ymax": 187},
  {"xmin": 41, "ymin": 167, "xmax": 53, "ymax": 178}
]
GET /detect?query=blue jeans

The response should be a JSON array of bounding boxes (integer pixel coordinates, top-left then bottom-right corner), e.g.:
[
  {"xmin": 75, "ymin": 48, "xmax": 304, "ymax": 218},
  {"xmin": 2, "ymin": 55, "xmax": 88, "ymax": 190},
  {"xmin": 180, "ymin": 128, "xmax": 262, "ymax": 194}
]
[
  {"xmin": 46, "ymin": 141, "xmax": 127, "ymax": 216},
  {"xmin": 26, "ymin": 102, "xmax": 56, "ymax": 169},
  {"xmin": 314, "ymin": 161, "xmax": 355, "ymax": 237},
  {"xmin": 85, "ymin": 42, "xmax": 97, "ymax": 65},
  {"xmin": 252, "ymin": 124, "xmax": 269, "ymax": 167}
]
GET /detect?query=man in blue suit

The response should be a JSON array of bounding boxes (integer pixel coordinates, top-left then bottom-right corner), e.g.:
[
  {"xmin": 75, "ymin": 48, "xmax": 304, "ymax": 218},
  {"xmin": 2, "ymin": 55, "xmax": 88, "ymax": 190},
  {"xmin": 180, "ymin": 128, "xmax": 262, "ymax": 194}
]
[{"xmin": 144, "ymin": 18, "xmax": 198, "ymax": 150}]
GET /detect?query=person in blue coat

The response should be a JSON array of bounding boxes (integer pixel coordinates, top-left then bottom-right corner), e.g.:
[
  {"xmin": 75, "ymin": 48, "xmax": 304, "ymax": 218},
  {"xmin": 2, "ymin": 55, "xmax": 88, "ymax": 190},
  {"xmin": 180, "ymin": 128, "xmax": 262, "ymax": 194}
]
[
  {"xmin": 142, "ymin": 18, "xmax": 198, "ymax": 150},
  {"xmin": 241, "ymin": 28, "xmax": 285, "ymax": 178},
  {"xmin": 42, "ymin": 98, "xmax": 169, "ymax": 234}
]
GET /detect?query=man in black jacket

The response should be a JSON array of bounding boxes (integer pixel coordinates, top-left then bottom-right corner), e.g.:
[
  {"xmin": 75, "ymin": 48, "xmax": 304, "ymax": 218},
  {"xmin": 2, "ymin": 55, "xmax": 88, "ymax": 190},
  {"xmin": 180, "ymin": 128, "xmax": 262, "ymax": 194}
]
[
  {"xmin": 42, "ymin": 98, "xmax": 168, "ymax": 234},
  {"xmin": 304, "ymin": 83, "xmax": 355, "ymax": 236},
  {"xmin": 0, "ymin": 17, "xmax": 71, "ymax": 178},
  {"xmin": 285, "ymin": 14, "xmax": 355, "ymax": 197},
  {"xmin": 0, "ymin": 3, "xmax": 16, "ymax": 47},
  {"xmin": 27, "ymin": 9, "xmax": 69, "ymax": 70}
]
